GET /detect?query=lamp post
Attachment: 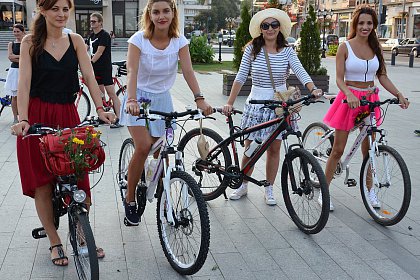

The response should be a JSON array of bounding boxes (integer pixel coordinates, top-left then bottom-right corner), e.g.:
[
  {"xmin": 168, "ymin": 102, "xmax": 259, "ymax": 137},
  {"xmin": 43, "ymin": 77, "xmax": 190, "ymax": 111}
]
[
  {"xmin": 218, "ymin": 32, "xmax": 223, "ymax": 62},
  {"xmin": 317, "ymin": 9, "xmax": 334, "ymax": 58},
  {"xmin": 225, "ymin": 17, "xmax": 234, "ymax": 47}
]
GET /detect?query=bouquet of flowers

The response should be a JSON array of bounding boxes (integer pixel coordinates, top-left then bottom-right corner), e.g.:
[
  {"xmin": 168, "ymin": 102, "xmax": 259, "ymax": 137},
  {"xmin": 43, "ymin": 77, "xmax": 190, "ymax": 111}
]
[
  {"xmin": 355, "ymin": 111, "xmax": 370, "ymax": 126},
  {"xmin": 139, "ymin": 97, "xmax": 152, "ymax": 129}
]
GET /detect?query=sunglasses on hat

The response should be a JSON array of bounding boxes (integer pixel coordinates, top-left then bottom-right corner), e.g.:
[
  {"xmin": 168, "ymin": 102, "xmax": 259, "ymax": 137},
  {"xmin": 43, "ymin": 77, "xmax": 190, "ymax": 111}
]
[{"xmin": 260, "ymin": 21, "xmax": 280, "ymax": 30}]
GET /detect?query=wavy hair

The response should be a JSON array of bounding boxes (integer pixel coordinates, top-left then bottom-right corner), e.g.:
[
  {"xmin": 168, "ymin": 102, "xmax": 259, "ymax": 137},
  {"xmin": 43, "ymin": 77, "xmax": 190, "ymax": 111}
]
[
  {"xmin": 348, "ymin": 5, "xmax": 386, "ymax": 76},
  {"xmin": 249, "ymin": 31, "xmax": 288, "ymax": 60},
  {"xmin": 140, "ymin": 0, "xmax": 179, "ymax": 39},
  {"xmin": 31, "ymin": 0, "xmax": 73, "ymax": 66}
]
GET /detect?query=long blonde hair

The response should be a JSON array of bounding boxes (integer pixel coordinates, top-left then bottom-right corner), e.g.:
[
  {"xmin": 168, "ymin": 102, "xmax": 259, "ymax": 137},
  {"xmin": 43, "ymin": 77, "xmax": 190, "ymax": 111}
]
[{"xmin": 140, "ymin": 0, "xmax": 179, "ymax": 39}]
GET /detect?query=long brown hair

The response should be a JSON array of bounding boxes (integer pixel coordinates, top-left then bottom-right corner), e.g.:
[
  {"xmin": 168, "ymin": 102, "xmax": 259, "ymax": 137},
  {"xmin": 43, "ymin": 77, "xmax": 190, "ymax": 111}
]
[
  {"xmin": 31, "ymin": 0, "xmax": 73, "ymax": 66},
  {"xmin": 348, "ymin": 5, "xmax": 386, "ymax": 76},
  {"xmin": 140, "ymin": 0, "xmax": 179, "ymax": 39},
  {"xmin": 249, "ymin": 31, "xmax": 287, "ymax": 60}
]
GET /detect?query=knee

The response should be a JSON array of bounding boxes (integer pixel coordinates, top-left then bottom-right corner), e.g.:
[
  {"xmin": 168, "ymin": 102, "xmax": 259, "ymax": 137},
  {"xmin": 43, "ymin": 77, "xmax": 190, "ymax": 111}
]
[{"xmin": 330, "ymin": 147, "xmax": 344, "ymax": 159}]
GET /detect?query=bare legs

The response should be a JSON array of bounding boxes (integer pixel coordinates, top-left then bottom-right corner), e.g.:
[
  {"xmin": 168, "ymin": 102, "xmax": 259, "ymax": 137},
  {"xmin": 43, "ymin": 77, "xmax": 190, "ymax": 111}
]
[
  {"xmin": 11, "ymin": 96, "xmax": 18, "ymax": 122},
  {"xmin": 99, "ymin": 84, "xmax": 121, "ymax": 119}
]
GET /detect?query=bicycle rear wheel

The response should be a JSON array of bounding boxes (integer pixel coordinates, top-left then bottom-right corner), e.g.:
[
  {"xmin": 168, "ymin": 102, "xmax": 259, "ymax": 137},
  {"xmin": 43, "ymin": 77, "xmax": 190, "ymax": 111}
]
[
  {"xmin": 360, "ymin": 145, "xmax": 411, "ymax": 226},
  {"xmin": 302, "ymin": 122, "xmax": 334, "ymax": 187},
  {"xmin": 118, "ymin": 138, "xmax": 135, "ymax": 202},
  {"xmin": 75, "ymin": 90, "xmax": 91, "ymax": 122},
  {"xmin": 177, "ymin": 127, "xmax": 231, "ymax": 201},
  {"xmin": 156, "ymin": 171, "xmax": 210, "ymax": 275},
  {"xmin": 68, "ymin": 211, "xmax": 99, "ymax": 280},
  {"xmin": 281, "ymin": 148, "xmax": 330, "ymax": 234}
]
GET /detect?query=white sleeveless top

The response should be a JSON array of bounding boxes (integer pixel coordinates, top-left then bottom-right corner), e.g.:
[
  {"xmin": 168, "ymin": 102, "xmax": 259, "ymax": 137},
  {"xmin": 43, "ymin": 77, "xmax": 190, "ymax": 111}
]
[
  {"xmin": 127, "ymin": 31, "xmax": 189, "ymax": 93},
  {"xmin": 344, "ymin": 41, "xmax": 379, "ymax": 82}
]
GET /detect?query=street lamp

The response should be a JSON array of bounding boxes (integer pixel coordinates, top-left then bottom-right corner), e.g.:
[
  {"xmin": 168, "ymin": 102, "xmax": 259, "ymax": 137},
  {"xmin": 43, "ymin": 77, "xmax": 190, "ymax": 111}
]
[
  {"xmin": 317, "ymin": 9, "xmax": 334, "ymax": 58},
  {"xmin": 218, "ymin": 32, "xmax": 223, "ymax": 62},
  {"xmin": 225, "ymin": 17, "xmax": 234, "ymax": 47}
]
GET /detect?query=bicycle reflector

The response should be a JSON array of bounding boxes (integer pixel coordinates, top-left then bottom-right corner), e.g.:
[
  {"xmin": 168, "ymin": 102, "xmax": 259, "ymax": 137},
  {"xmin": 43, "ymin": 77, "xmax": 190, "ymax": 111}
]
[{"xmin": 73, "ymin": 190, "xmax": 87, "ymax": 203}]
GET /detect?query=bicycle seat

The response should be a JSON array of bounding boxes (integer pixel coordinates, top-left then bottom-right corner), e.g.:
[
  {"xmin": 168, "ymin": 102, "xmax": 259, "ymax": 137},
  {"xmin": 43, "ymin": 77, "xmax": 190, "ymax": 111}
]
[{"xmin": 112, "ymin": 60, "xmax": 126, "ymax": 67}]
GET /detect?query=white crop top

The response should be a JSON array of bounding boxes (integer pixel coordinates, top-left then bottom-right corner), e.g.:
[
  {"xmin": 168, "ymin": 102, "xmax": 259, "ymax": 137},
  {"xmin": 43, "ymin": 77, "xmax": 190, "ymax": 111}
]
[
  {"xmin": 344, "ymin": 41, "xmax": 379, "ymax": 82},
  {"xmin": 127, "ymin": 31, "xmax": 189, "ymax": 93}
]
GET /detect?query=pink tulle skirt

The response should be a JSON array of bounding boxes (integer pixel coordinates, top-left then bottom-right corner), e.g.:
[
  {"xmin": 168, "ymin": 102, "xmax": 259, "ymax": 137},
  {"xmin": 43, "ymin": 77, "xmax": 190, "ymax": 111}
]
[{"xmin": 323, "ymin": 86, "xmax": 381, "ymax": 131}]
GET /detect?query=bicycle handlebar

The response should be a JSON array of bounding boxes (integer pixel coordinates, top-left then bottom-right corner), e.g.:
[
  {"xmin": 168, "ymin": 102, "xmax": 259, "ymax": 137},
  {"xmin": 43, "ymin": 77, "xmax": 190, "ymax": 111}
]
[
  {"xmin": 138, "ymin": 108, "xmax": 203, "ymax": 120},
  {"xmin": 249, "ymin": 94, "xmax": 318, "ymax": 108},
  {"xmin": 213, "ymin": 107, "xmax": 243, "ymax": 115},
  {"xmin": 26, "ymin": 116, "xmax": 105, "ymax": 136},
  {"xmin": 342, "ymin": 97, "xmax": 402, "ymax": 106}
]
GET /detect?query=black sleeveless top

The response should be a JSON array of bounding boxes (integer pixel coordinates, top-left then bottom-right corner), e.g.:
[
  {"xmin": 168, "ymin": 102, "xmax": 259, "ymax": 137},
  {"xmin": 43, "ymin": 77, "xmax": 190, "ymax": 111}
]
[
  {"xmin": 30, "ymin": 34, "xmax": 80, "ymax": 104},
  {"xmin": 11, "ymin": 42, "xmax": 20, "ymax": 68}
]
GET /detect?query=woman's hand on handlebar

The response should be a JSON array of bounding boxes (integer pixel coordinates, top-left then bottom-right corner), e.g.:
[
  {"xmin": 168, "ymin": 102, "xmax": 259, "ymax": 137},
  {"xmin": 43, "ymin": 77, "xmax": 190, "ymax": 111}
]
[
  {"xmin": 345, "ymin": 92, "xmax": 360, "ymax": 109},
  {"xmin": 196, "ymin": 99, "xmax": 213, "ymax": 116},
  {"xmin": 222, "ymin": 104, "xmax": 234, "ymax": 116},
  {"xmin": 11, "ymin": 120, "xmax": 30, "ymax": 136},
  {"xmin": 98, "ymin": 111, "xmax": 115, "ymax": 124},
  {"xmin": 125, "ymin": 99, "xmax": 140, "ymax": 116},
  {"xmin": 312, "ymin": 88, "xmax": 324, "ymax": 98},
  {"xmin": 397, "ymin": 92, "xmax": 410, "ymax": 109}
]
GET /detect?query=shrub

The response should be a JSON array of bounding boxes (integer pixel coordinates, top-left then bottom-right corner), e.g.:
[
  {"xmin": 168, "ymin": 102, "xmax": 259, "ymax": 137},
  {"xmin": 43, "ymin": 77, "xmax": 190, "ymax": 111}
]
[
  {"xmin": 297, "ymin": 5, "xmax": 327, "ymax": 75},
  {"xmin": 327, "ymin": 44, "xmax": 338, "ymax": 56},
  {"xmin": 233, "ymin": 0, "xmax": 252, "ymax": 71},
  {"xmin": 189, "ymin": 36, "xmax": 215, "ymax": 63}
]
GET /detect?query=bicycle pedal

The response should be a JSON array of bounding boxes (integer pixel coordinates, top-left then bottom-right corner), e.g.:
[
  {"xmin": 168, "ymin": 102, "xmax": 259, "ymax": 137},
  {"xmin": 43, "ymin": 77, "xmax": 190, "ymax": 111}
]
[
  {"xmin": 346, "ymin": 179, "xmax": 357, "ymax": 187},
  {"xmin": 32, "ymin": 227, "xmax": 47, "ymax": 239}
]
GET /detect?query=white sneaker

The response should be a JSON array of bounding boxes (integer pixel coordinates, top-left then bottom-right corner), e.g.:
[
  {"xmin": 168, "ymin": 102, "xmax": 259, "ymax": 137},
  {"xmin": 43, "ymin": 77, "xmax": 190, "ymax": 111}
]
[
  {"xmin": 229, "ymin": 184, "xmax": 248, "ymax": 200},
  {"xmin": 264, "ymin": 185, "xmax": 277, "ymax": 206},
  {"xmin": 318, "ymin": 191, "xmax": 334, "ymax": 211},
  {"xmin": 369, "ymin": 189, "xmax": 381, "ymax": 208}
]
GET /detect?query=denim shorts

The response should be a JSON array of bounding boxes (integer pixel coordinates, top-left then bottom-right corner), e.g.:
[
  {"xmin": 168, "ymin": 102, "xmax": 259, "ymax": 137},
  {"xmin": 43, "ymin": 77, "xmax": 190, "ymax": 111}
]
[{"xmin": 119, "ymin": 88, "xmax": 174, "ymax": 138}]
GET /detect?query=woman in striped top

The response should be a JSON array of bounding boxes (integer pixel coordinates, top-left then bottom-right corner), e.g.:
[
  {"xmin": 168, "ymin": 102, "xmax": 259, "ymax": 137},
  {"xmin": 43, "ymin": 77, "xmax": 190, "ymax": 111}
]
[{"xmin": 223, "ymin": 8, "xmax": 322, "ymax": 205}]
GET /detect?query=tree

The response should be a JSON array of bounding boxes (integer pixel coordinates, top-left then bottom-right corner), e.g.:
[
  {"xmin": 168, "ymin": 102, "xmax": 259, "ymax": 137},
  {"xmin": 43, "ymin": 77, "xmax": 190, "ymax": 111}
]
[
  {"xmin": 210, "ymin": 0, "xmax": 240, "ymax": 31},
  {"xmin": 297, "ymin": 5, "xmax": 326, "ymax": 75},
  {"xmin": 233, "ymin": 0, "xmax": 252, "ymax": 70},
  {"xmin": 194, "ymin": 10, "xmax": 214, "ymax": 32}
]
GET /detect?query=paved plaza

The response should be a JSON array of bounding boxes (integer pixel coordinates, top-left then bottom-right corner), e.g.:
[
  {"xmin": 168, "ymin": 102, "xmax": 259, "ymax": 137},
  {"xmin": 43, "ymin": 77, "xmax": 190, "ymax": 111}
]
[{"xmin": 0, "ymin": 50, "xmax": 420, "ymax": 279}]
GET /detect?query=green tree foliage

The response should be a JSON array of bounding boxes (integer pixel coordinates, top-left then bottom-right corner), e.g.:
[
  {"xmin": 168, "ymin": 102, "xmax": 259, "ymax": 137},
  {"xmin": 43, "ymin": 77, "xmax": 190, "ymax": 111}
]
[
  {"xmin": 194, "ymin": 10, "xmax": 214, "ymax": 32},
  {"xmin": 297, "ymin": 5, "xmax": 326, "ymax": 75},
  {"xmin": 233, "ymin": 0, "xmax": 252, "ymax": 70},
  {"xmin": 210, "ymin": 0, "xmax": 240, "ymax": 31},
  {"xmin": 189, "ymin": 35, "xmax": 215, "ymax": 63}
]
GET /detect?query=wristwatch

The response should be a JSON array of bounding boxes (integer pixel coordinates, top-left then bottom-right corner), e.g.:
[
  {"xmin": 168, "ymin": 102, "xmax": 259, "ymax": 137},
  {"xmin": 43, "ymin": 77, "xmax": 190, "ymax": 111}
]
[{"xmin": 193, "ymin": 92, "xmax": 204, "ymax": 98}]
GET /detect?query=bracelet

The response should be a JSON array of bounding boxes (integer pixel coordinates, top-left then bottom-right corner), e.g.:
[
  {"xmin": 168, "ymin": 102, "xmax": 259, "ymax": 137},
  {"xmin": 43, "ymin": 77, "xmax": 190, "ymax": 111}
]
[
  {"xmin": 20, "ymin": 119, "xmax": 29, "ymax": 124},
  {"xmin": 310, "ymin": 87, "xmax": 318, "ymax": 93},
  {"xmin": 96, "ymin": 106, "xmax": 104, "ymax": 112},
  {"xmin": 194, "ymin": 96, "xmax": 205, "ymax": 102},
  {"xmin": 126, "ymin": 98, "xmax": 137, "ymax": 104},
  {"xmin": 395, "ymin": 92, "xmax": 402, "ymax": 97}
]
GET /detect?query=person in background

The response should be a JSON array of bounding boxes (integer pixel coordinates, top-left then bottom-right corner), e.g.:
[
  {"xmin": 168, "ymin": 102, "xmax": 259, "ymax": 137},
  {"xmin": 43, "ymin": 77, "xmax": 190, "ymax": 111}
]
[
  {"xmin": 222, "ymin": 8, "xmax": 322, "ymax": 205},
  {"xmin": 11, "ymin": 0, "xmax": 115, "ymax": 266},
  {"xmin": 323, "ymin": 5, "xmax": 409, "ymax": 211},
  {"xmin": 120, "ymin": 0, "xmax": 212, "ymax": 226},
  {"xmin": 88, "ymin": 12, "xmax": 122, "ymax": 128},
  {"xmin": 4, "ymin": 23, "xmax": 25, "ymax": 124}
]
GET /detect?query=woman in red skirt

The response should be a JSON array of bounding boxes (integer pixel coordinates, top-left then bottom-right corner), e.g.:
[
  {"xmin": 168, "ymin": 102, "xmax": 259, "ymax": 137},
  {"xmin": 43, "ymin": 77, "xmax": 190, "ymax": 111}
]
[{"xmin": 10, "ymin": 0, "xmax": 114, "ymax": 266}]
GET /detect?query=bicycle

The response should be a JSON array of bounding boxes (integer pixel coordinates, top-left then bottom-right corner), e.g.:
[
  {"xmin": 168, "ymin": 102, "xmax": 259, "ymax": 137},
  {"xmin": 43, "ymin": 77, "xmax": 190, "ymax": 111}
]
[
  {"xmin": 29, "ymin": 117, "xmax": 107, "ymax": 280},
  {"xmin": 302, "ymin": 96, "xmax": 411, "ymax": 226},
  {"xmin": 0, "ymin": 77, "xmax": 11, "ymax": 117},
  {"xmin": 178, "ymin": 95, "xmax": 330, "ymax": 234},
  {"xmin": 117, "ymin": 108, "xmax": 210, "ymax": 275},
  {"xmin": 75, "ymin": 60, "xmax": 127, "ymax": 121}
]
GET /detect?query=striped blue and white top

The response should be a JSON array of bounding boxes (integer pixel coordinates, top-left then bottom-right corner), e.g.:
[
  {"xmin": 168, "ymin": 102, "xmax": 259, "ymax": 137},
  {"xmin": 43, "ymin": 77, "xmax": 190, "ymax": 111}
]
[{"xmin": 235, "ymin": 45, "xmax": 312, "ymax": 88}]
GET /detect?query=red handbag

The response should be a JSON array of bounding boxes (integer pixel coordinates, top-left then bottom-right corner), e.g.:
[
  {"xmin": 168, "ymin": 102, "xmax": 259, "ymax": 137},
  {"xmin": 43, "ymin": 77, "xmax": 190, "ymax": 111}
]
[{"xmin": 39, "ymin": 126, "xmax": 105, "ymax": 177}]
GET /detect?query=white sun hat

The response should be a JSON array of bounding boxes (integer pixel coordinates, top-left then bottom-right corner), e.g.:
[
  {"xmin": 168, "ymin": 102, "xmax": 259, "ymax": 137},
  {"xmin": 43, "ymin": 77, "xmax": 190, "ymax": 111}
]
[{"xmin": 249, "ymin": 8, "xmax": 292, "ymax": 39}]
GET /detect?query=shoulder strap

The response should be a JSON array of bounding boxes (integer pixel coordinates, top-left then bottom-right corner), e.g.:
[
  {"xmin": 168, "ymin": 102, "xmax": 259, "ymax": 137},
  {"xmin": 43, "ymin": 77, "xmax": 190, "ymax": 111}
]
[{"xmin": 263, "ymin": 47, "xmax": 276, "ymax": 94}]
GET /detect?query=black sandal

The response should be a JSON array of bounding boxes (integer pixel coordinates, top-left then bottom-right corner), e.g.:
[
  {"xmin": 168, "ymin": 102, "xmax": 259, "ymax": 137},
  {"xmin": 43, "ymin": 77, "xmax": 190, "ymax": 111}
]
[{"xmin": 49, "ymin": 244, "xmax": 69, "ymax": 266}]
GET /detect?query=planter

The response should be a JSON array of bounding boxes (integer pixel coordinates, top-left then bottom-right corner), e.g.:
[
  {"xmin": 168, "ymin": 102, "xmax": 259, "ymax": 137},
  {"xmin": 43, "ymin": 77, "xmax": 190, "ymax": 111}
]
[{"xmin": 223, "ymin": 73, "xmax": 330, "ymax": 96}]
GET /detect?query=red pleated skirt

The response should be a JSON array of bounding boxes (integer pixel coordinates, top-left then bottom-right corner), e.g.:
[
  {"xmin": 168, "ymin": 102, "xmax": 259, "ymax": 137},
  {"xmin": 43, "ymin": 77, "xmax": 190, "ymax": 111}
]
[{"xmin": 17, "ymin": 97, "xmax": 90, "ymax": 198}]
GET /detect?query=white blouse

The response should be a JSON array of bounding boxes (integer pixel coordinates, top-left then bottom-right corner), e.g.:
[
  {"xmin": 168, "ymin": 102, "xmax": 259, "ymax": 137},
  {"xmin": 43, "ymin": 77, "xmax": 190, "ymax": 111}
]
[{"xmin": 127, "ymin": 31, "xmax": 189, "ymax": 93}]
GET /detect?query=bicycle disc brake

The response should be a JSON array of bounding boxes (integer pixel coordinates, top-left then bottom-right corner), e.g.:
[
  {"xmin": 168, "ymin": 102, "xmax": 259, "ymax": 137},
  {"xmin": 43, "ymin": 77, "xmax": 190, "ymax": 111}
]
[{"xmin": 227, "ymin": 165, "xmax": 243, "ymax": 189}]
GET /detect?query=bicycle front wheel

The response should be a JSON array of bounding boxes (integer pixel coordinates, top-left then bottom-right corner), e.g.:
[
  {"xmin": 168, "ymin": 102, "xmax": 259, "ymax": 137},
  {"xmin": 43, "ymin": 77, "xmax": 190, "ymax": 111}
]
[
  {"xmin": 75, "ymin": 90, "xmax": 91, "ymax": 122},
  {"xmin": 302, "ymin": 122, "xmax": 334, "ymax": 187},
  {"xmin": 156, "ymin": 171, "xmax": 210, "ymax": 275},
  {"xmin": 281, "ymin": 148, "xmax": 330, "ymax": 234},
  {"xmin": 118, "ymin": 138, "xmax": 135, "ymax": 202},
  {"xmin": 68, "ymin": 211, "xmax": 99, "ymax": 280},
  {"xmin": 360, "ymin": 145, "xmax": 411, "ymax": 226}
]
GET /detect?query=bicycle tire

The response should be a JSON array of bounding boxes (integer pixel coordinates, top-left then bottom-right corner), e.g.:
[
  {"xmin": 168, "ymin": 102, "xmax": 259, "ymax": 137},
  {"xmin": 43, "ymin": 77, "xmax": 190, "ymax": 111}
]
[
  {"xmin": 156, "ymin": 171, "xmax": 210, "ymax": 275},
  {"xmin": 177, "ymin": 127, "xmax": 231, "ymax": 201},
  {"xmin": 118, "ymin": 138, "xmax": 135, "ymax": 202},
  {"xmin": 360, "ymin": 145, "xmax": 411, "ymax": 226},
  {"xmin": 75, "ymin": 90, "xmax": 91, "ymax": 122},
  {"xmin": 302, "ymin": 122, "xmax": 334, "ymax": 187},
  {"xmin": 281, "ymin": 148, "xmax": 330, "ymax": 234},
  {"xmin": 68, "ymin": 211, "xmax": 99, "ymax": 280},
  {"xmin": 116, "ymin": 85, "xmax": 127, "ymax": 97}
]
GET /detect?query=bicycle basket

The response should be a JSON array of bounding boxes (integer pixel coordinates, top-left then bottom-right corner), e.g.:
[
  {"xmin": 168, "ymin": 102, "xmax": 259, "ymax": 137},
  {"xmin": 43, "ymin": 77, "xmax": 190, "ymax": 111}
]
[{"xmin": 39, "ymin": 126, "xmax": 106, "ymax": 177}]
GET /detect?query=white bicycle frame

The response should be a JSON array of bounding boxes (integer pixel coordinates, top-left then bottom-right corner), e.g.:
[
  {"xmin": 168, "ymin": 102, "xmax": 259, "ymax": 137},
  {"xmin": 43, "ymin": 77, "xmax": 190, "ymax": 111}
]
[{"xmin": 310, "ymin": 110, "xmax": 389, "ymax": 187}]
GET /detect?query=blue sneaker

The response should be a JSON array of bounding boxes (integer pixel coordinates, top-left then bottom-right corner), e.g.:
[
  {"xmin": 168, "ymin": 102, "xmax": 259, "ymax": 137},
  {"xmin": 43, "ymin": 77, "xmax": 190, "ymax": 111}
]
[{"xmin": 124, "ymin": 200, "xmax": 139, "ymax": 226}]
